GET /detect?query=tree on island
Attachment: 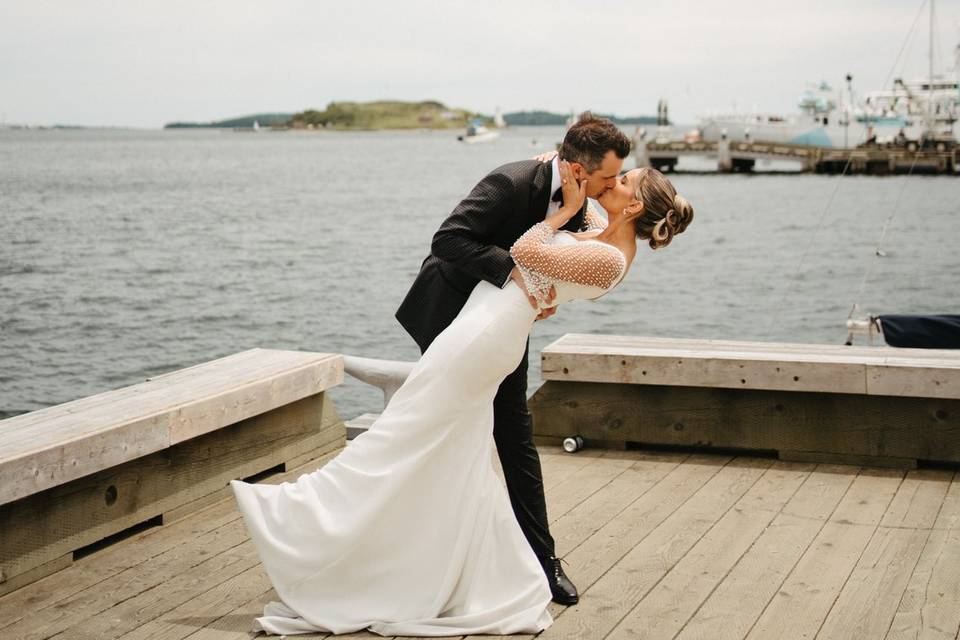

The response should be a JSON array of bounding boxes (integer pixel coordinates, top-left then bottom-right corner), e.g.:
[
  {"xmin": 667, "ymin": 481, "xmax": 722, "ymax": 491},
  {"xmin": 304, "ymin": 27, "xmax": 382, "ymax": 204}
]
[{"xmin": 289, "ymin": 100, "xmax": 481, "ymax": 130}]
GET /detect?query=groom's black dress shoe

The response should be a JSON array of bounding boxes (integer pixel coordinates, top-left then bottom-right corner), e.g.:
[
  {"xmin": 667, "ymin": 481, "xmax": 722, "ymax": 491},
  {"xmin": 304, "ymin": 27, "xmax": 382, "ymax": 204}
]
[{"xmin": 541, "ymin": 555, "xmax": 579, "ymax": 605}]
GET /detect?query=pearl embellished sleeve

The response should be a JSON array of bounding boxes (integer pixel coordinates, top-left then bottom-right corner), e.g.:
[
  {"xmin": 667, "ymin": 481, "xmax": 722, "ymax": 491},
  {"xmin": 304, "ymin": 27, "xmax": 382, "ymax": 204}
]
[
  {"xmin": 584, "ymin": 203, "xmax": 608, "ymax": 230},
  {"xmin": 509, "ymin": 222, "xmax": 626, "ymax": 304}
]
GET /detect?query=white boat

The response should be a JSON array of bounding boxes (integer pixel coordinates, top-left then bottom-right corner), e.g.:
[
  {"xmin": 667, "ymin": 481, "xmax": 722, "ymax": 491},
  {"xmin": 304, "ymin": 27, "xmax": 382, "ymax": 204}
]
[
  {"xmin": 698, "ymin": 4, "xmax": 958, "ymax": 149},
  {"xmin": 699, "ymin": 81, "xmax": 910, "ymax": 148},
  {"xmin": 493, "ymin": 107, "xmax": 506, "ymax": 128},
  {"xmin": 457, "ymin": 119, "xmax": 500, "ymax": 143},
  {"xmin": 233, "ymin": 119, "xmax": 264, "ymax": 133},
  {"xmin": 860, "ymin": 74, "xmax": 958, "ymax": 142}
]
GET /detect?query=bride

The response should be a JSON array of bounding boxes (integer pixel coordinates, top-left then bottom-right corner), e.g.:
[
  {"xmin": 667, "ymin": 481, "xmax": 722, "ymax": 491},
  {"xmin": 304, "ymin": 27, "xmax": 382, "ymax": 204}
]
[{"xmin": 230, "ymin": 158, "xmax": 694, "ymax": 636}]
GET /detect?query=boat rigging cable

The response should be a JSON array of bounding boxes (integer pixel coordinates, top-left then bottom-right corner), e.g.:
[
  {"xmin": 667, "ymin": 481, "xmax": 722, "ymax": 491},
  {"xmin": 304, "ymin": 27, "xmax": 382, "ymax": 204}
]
[
  {"xmin": 844, "ymin": 153, "xmax": 919, "ymax": 345},
  {"xmin": 767, "ymin": 0, "xmax": 931, "ymax": 342}
]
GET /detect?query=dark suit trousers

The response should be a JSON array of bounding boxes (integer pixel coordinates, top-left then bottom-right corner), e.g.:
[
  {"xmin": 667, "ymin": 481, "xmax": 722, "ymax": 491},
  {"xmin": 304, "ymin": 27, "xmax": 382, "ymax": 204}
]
[{"xmin": 419, "ymin": 337, "xmax": 556, "ymax": 562}]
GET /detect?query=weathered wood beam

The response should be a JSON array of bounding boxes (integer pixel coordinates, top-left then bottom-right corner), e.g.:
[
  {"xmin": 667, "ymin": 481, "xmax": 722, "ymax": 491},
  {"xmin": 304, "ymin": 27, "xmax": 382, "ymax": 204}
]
[
  {"xmin": 0, "ymin": 393, "xmax": 345, "ymax": 597},
  {"xmin": 530, "ymin": 381, "xmax": 960, "ymax": 468}
]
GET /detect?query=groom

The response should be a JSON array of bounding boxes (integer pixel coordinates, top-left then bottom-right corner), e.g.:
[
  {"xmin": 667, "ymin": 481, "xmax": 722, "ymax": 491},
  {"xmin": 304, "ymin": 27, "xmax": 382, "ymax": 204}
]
[{"xmin": 395, "ymin": 113, "xmax": 631, "ymax": 605}]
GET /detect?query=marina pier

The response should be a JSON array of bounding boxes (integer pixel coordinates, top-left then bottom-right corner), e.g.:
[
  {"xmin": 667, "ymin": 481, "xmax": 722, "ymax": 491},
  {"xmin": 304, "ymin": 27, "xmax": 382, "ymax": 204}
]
[
  {"xmin": 635, "ymin": 136, "xmax": 959, "ymax": 175},
  {"xmin": 3, "ymin": 338, "xmax": 959, "ymax": 639}
]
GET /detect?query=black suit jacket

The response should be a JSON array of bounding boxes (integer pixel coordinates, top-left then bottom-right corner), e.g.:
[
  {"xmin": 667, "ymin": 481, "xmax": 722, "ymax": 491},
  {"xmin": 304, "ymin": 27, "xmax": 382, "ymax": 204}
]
[{"xmin": 396, "ymin": 159, "xmax": 587, "ymax": 352}]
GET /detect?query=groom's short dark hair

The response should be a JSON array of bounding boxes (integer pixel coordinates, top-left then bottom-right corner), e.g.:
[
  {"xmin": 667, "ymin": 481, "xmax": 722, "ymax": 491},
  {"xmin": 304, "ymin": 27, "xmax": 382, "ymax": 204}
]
[{"xmin": 559, "ymin": 112, "xmax": 631, "ymax": 172}]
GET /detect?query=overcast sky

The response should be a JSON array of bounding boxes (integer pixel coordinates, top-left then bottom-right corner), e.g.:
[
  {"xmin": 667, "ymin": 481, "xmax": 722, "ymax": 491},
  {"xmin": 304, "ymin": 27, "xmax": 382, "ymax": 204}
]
[{"xmin": 2, "ymin": 0, "xmax": 958, "ymax": 128}]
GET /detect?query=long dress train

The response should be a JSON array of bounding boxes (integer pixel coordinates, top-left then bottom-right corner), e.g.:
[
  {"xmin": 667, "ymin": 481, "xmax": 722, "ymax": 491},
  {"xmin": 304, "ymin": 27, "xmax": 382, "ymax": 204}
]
[{"xmin": 229, "ymin": 220, "xmax": 626, "ymax": 636}]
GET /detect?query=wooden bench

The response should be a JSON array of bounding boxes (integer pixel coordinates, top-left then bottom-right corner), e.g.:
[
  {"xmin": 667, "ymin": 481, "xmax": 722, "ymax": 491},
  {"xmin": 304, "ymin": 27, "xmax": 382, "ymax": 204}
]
[
  {"xmin": 530, "ymin": 334, "xmax": 960, "ymax": 469},
  {"xmin": 0, "ymin": 348, "xmax": 345, "ymax": 596}
]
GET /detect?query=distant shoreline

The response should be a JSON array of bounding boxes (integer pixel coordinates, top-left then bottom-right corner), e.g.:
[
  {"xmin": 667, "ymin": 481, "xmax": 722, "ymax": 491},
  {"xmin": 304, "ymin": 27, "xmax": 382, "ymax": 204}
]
[{"xmin": 163, "ymin": 101, "xmax": 660, "ymax": 131}]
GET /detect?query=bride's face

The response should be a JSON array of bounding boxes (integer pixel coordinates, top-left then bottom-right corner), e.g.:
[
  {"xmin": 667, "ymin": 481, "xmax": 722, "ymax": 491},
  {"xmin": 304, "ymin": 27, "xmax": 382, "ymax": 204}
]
[{"xmin": 597, "ymin": 169, "xmax": 642, "ymax": 217}]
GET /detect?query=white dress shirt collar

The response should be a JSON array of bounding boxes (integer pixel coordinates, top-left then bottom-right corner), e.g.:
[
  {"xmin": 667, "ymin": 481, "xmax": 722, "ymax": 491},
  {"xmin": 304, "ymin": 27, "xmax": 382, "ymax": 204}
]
[{"xmin": 549, "ymin": 156, "xmax": 561, "ymax": 199}]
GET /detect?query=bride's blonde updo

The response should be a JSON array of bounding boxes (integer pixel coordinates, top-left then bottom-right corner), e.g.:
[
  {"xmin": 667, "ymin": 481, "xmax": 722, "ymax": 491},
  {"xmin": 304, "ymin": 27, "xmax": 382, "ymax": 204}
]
[{"xmin": 632, "ymin": 168, "xmax": 694, "ymax": 250}]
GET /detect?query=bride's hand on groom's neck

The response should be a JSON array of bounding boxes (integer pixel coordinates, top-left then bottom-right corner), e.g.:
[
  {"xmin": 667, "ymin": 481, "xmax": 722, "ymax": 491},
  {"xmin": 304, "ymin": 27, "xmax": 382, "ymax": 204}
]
[
  {"xmin": 546, "ymin": 160, "xmax": 587, "ymax": 230},
  {"xmin": 531, "ymin": 149, "xmax": 557, "ymax": 163}
]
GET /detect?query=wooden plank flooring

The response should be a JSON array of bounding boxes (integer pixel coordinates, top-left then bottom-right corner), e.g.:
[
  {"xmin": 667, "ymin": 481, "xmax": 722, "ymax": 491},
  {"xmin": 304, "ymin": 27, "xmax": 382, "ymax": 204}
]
[{"xmin": 2, "ymin": 445, "xmax": 958, "ymax": 640}]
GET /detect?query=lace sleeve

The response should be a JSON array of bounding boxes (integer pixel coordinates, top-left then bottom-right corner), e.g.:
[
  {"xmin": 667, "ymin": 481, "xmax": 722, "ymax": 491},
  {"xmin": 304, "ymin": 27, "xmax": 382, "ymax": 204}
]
[
  {"xmin": 584, "ymin": 203, "xmax": 608, "ymax": 230},
  {"xmin": 509, "ymin": 222, "xmax": 625, "ymax": 303}
]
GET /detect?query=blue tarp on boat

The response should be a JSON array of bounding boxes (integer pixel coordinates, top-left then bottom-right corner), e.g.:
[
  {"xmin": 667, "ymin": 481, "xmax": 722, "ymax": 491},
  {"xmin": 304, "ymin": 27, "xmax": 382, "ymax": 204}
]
[{"xmin": 878, "ymin": 314, "xmax": 960, "ymax": 349}]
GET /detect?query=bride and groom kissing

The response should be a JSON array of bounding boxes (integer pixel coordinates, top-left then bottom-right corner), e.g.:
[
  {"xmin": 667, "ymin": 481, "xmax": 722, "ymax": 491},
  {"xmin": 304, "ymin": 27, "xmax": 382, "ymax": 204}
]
[{"xmin": 230, "ymin": 113, "xmax": 694, "ymax": 636}]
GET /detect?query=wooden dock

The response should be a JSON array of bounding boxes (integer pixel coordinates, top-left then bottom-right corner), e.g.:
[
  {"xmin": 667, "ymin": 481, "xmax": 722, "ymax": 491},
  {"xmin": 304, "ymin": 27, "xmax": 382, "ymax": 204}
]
[
  {"xmin": 2, "ymin": 444, "xmax": 957, "ymax": 640},
  {"xmin": 4, "ymin": 342, "xmax": 959, "ymax": 639},
  {"xmin": 636, "ymin": 138, "xmax": 959, "ymax": 175}
]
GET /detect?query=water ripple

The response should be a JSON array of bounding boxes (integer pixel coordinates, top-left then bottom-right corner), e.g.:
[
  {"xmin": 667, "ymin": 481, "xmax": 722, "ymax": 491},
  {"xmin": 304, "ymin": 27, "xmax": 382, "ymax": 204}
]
[{"xmin": 2, "ymin": 127, "xmax": 958, "ymax": 419}]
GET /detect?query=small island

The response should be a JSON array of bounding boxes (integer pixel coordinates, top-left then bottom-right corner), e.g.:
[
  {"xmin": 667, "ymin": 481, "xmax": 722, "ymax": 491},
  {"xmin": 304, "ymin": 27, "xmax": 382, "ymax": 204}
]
[
  {"xmin": 163, "ymin": 101, "xmax": 482, "ymax": 131},
  {"xmin": 290, "ymin": 100, "xmax": 481, "ymax": 130}
]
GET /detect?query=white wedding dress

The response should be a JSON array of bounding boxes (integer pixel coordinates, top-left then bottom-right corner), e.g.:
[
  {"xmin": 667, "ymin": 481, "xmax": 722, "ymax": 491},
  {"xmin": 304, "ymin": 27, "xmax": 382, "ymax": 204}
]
[{"xmin": 230, "ymin": 215, "xmax": 626, "ymax": 636}]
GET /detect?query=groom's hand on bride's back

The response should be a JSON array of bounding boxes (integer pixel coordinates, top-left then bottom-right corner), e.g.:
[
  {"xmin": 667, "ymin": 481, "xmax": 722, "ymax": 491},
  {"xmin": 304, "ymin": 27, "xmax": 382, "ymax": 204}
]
[{"xmin": 535, "ymin": 306, "xmax": 558, "ymax": 321}]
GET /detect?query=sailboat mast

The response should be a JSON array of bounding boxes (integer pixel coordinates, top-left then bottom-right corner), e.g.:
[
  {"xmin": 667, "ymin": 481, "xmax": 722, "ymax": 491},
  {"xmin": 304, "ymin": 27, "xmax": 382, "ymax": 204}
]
[{"xmin": 927, "ymin": 0, "xmax": 934, "ymax": 137}]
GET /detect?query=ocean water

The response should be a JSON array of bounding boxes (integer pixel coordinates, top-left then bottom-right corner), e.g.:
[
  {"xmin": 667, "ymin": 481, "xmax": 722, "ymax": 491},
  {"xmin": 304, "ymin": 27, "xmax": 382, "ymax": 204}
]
[{"xmin": 1, "ymin": 127, "xmax": 957, "ymax": 421}]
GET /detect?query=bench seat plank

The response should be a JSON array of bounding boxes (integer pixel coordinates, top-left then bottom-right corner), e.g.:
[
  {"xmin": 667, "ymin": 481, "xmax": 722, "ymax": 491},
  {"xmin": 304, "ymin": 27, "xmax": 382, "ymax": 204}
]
[
  {"xmin": 0, "ymin": 349, "xmax": 343, "ymax": 506},
  {"xmin": 541, "ymin": 334, "xmax": 960, "ymax": 399}
]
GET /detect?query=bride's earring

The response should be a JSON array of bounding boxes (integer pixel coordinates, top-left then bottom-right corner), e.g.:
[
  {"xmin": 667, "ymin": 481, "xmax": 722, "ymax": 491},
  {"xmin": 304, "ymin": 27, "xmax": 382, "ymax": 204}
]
[{"xmin": 623, "ymin": 200, "xmax": 644, "ymax": 222}]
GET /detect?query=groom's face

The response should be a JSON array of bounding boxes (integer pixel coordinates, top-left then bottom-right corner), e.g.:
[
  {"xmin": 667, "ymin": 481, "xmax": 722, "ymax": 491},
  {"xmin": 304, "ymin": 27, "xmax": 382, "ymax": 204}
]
[{"xmin": 576, "ymin": 150, "xmax": 624, "ymax": 199}]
